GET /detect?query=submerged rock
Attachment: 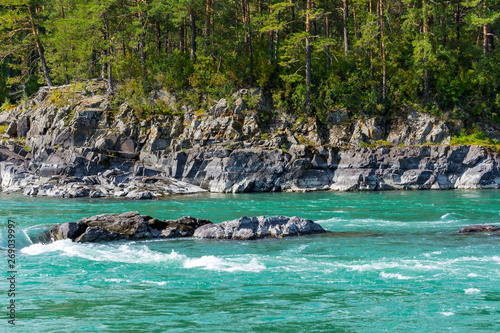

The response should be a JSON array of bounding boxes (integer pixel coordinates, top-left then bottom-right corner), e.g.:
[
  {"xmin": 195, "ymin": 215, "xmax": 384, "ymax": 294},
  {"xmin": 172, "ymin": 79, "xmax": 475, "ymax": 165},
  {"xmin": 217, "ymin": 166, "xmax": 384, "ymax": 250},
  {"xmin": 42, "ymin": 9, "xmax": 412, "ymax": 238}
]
[
  {"xmin": 193, "ymin": 216, "xmax": 326, "ymax": 240},
  {"xmin": 458, "ymin": 225, "xmax": 500, "ymax": 234}
]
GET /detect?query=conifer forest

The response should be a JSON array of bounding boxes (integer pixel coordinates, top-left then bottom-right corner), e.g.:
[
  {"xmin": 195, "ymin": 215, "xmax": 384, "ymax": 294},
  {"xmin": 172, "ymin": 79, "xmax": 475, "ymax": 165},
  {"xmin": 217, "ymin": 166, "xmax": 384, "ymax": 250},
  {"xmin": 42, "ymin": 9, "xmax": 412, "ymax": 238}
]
[{"xmin": 1, "ymin": 0, "xmax": 499, "ymax": 123}]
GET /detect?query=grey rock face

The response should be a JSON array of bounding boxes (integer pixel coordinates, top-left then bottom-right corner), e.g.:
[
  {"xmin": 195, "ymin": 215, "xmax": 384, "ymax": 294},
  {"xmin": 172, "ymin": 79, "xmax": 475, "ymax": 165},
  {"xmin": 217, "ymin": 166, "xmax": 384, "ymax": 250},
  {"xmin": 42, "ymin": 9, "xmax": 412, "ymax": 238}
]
[
  {"xmin": 155, "ymin": 216, "xmax": 212, "ymax": 238},
  {"xmin": 1, "ymin": 82, "xmax": 500, "ymax": 198},
  {"xmin": 193, "ymin": 216, "xmax": 326, "ymax": 240},
  {"xmin": 51, "ymin": 221, "xmax": 88, "ymax": 241},
  {"xmin": 386, "ymin": 111, "xmax": 451, "ymax": 146},
  {"xmin": 458, "ymin": 225, "xmax": 500, "ymax": 234},
  {"xmin": 73, "ymin": 211, "xmax": 152, "ymax": 242},
  {"xmin": 49, "ymin": 212, "xmax": 213, "ymax": 243}
]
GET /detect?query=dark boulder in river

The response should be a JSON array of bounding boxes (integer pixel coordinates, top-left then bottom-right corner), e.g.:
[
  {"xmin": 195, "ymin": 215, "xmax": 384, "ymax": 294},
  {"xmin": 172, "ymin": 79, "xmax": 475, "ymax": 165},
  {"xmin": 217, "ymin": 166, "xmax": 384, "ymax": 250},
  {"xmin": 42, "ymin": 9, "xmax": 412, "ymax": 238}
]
[
  {"xmin": 193, "ymin": 216, "xmax": 327, "ymax": 240},
  {"xmin": 50, "ymin": 212, "xmax": 326, "ymax": 242},
  {"xmin": 458, "ymin": 225, "xmax": 500, "ymax": 234},
  {"xmin": 51, "ymin": 211, "xmax": 212, "ymax": 243}
]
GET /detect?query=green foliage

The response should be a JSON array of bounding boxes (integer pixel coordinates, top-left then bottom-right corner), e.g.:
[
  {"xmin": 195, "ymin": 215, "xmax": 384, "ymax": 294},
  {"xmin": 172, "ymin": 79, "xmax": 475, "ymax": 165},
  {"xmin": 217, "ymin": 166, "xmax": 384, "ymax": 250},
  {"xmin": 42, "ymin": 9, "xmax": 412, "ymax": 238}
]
[
  {"xmin": 0, "ymin": 0, "xmax": 500, "ymax": 126},
  {"xmin": 450, "ymin": 129, "xmax": 500, "ymax": 147},
  {"xmin": 0, "ymin": 124, "xmax": 8, "ymax": 134},
  {"xmin": 360, "ymin": 140, "xmax": 393, "ymax": 148}
]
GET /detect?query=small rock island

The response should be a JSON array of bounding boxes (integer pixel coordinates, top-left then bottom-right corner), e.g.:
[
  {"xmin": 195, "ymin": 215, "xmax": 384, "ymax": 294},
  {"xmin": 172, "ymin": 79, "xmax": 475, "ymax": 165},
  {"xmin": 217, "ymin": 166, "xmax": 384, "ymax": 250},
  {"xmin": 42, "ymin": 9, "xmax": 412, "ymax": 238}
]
[
  {"xmin": 458, "ymin": 225, "xmax": 500, "ymax": 234},
  {"xmin": 50, "ymin": 211, "xmax": 327, "ymax": 243}
]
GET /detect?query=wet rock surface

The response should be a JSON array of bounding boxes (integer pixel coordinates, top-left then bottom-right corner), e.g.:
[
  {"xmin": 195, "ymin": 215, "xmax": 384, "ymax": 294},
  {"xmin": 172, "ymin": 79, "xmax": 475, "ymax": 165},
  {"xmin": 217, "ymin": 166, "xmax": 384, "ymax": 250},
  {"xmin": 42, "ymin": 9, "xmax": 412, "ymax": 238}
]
[
  {"xmin": 50, "ymin": 211, "xmax": 213, "ymax": 243},
  {"xmin": 458, "ymin": 225, "xmax": 500, "ymax": 234},
  {"xmin": 49, "ymin": 212, "xmax": 325, "ymax": 242},
  {"xmin": 193, "ymin": 216, "xmax": 327, "ymax": 240}
]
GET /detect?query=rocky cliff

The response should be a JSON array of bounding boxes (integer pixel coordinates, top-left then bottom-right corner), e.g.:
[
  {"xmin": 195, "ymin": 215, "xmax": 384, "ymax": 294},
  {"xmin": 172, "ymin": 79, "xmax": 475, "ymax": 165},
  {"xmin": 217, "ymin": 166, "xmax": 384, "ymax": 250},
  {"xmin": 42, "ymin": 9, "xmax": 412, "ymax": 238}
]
[{"xmin": 1, "ymin": 80, "xmax": 499, "ymax": 198}]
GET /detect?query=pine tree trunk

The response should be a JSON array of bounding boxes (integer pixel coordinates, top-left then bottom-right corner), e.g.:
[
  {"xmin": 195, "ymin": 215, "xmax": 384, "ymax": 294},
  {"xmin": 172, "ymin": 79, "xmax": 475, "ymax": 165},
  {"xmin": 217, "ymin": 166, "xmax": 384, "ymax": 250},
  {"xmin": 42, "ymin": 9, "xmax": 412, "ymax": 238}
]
[
  {"xmin": 248, "ymin": 26, "xmax": 254, "ymax": 86},
  {"xmin": 482, "ymin": 1, "xmax": 488, "ymax": 55},
  {"xmin": 27, "ymin": 6, "xmax": 53, "ymax": 87},
  {"xmin": 155, "ymin": 21, "xmax": 161, "ymax": 58},
  {"xmin": 241, "ymin": 0, "xmax": 248, "ymax": 44},
  {"xmin": 423, "ymin": 0, "xmax": 430, "ymax": 102},
  {"xmin": 305, "ymin": 0, "xmax": 312, "ymax": 113},
  {"xmin": 180, "ymin": 18, "xmax": 185, "ymax": 51},
  {"xmin": 246, "ymin": 1, "xmax": 254, "ymax": 86},
  {"xmin": 204, "ymin": 0, "xmax": 212, "ymax": 51},
  {"xmin": 190, "ymin": 11, "xmax": 197, "ymax": 60},
  {"xmin": 91, "ymin": 51, "xmax": 95, "ymax": 78},
  {"xmin": 275, "ymin": 11, "xmax": 280, "ymax": 63},
  {"xmin": 137, "ymin": 3, "xmax": 146, "ymax": 75},
  {"xmin": 369, "ymin": 0, "xmax": 374, "ymax": 84},
  {"xmin": 379, "ymin": 0, "xmax": 386, "ymax": 105},
  {"xmin": 101, "ymin": 51, "xmax": 106, "ymax": 79},
  {"xmin": 165, "ymin": 15, "xmax": 170, "ymax": 54},
  {"xmin": 325, "ymin": 8, "xmax": 330, "ymax": 76},
  {"xmin": 454, "ymin": 5, "xmax": 460, "ymax": 41},
  {"xmin": 269, "ymin": 31, "xmax": 273, "ymax": 65},
  {"xmin": 103, "ymin": 12, "xmax": 113, "ymax": 93},
  {"xmin": 139, "ymin": 32, "xmax": 146, "ymax": 72},
  {"xmin": 343, "ymin": 0, "xmax": 349, "ymax": 58}
]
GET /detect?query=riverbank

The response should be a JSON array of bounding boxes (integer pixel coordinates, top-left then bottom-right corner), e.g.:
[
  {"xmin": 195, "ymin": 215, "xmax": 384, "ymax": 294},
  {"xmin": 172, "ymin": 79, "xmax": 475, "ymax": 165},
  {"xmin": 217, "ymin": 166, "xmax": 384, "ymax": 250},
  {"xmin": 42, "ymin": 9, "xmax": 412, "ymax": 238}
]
[{"xmin": 1, "ymin": 81, "xmax": 499, "ymax": 198}]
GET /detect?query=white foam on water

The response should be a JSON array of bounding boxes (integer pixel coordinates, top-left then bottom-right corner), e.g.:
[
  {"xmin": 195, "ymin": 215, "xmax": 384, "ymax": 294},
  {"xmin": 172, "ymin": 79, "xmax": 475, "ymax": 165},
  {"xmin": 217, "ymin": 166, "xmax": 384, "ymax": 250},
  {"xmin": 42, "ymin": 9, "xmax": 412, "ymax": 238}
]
[
  {"xmin": 333, "ymin": 255, "xmax": 500, "ymax": 277},
  {"xmin": 21, "ymin": 240, "xmax": 265, "ymax": 272},
  {"xmin": 467, "ymin": 273, "xmax": 479, "ymax": 277},
  {"xmin": 21, "ymin": 240, "xmax": 186, "ymax": 264},
  {"xmin": 441, "ymin": 213, "xmax": 452, "ymax": 219},
  {"xmin": 104, "ymin": 278, "xmax": 131, "ymax": 283},
  {"xmin": 288, "ymin": 244, "xmax": 309, "ymax": 254},
  {"xmin": 315, "ymin": 217, "xmax": 344, "ymax": 224},
  {"xmin": 423, "ymin": 251, "xmax": 442, "ymax": 258},
  {"xmin": 464, "ymin": 288, "xmax": 481, "ymax": 294},
  {"xmin": 141, "ymin": 280, "xmax": 168, "ymax": 286},
  {"xmin": 380, "ymin": 272, "xmax": 414, "ymax": 280},
  {"xmin": 440, "ymin": 312, "xmax": 455, "ymax": 316},
  {"xmin": 183, "ymin": 256, "xmax": 265, "ymax": 272},
  {"xmin": 341, "ymin": 261, "xmax": 400, "ymax": 271}
]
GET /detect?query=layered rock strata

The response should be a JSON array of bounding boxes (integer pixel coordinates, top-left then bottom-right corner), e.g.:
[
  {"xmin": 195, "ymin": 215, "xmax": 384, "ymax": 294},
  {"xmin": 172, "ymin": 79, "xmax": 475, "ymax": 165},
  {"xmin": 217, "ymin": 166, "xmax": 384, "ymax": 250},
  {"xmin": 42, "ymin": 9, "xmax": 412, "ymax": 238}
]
[{"xmin": 1, "ymin": 81, "xmax": 500, "ymax": 197}]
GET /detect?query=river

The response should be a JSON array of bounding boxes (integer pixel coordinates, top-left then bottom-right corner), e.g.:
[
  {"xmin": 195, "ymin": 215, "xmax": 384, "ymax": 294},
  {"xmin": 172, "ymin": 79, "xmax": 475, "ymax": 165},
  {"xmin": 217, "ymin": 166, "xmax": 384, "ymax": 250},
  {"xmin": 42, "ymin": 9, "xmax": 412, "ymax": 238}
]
[{"xmin": 1, "ymin": 190, "xmax": 499, "ymax": 332}]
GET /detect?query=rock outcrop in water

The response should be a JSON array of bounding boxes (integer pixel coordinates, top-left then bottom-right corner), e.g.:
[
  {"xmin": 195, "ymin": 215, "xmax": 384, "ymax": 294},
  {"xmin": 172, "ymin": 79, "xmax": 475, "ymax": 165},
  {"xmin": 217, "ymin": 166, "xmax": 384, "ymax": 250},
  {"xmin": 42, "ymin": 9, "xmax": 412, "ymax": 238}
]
[
  {"xmin": 1, "ymin": 81, "xmax": 500, "ymax": 197},
  {"xmin": 51, "ymin": 211, "xmax": 212, "ymax": 243},
  {"xmin": 458, "ymin": 225, "xmax": 500, "ymax": 234},
  {"xmin": 193, "ymin": 216, "xmax": 327, "ymax": 240},
  {"xmin": 49, "ymin": 212, "xmax": 326, "ymax": 242}
]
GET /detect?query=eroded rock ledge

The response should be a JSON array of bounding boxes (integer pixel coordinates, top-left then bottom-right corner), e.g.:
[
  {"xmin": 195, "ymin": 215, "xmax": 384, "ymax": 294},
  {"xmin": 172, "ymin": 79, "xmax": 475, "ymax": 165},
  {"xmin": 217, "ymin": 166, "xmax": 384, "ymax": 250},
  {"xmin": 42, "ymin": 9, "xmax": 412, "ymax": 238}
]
[
  {"xmin": 50, "ymin": 211, "xmax": 326, "ymax": 242},
  {"xmin": 1, "ymin": 81, "xmax": 500, "ymax": 197}
]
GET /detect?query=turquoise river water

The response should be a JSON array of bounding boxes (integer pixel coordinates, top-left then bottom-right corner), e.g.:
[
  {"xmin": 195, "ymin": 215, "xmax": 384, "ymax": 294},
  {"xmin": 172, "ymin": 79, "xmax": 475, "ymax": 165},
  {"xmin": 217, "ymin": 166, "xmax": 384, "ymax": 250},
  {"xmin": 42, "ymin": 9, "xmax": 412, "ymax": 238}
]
[{"xmin": 1, "ymin": 190, "xmax": 499, "ymax": 332}]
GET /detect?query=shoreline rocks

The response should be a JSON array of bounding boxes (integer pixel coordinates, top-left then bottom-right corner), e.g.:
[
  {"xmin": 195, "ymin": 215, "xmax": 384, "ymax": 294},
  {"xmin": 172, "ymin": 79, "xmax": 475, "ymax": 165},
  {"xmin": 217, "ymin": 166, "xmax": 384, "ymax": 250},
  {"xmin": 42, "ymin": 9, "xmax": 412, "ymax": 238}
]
[{"xmin": 49, "ymin": 212, "xmax": 326, "ymax": 243}]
